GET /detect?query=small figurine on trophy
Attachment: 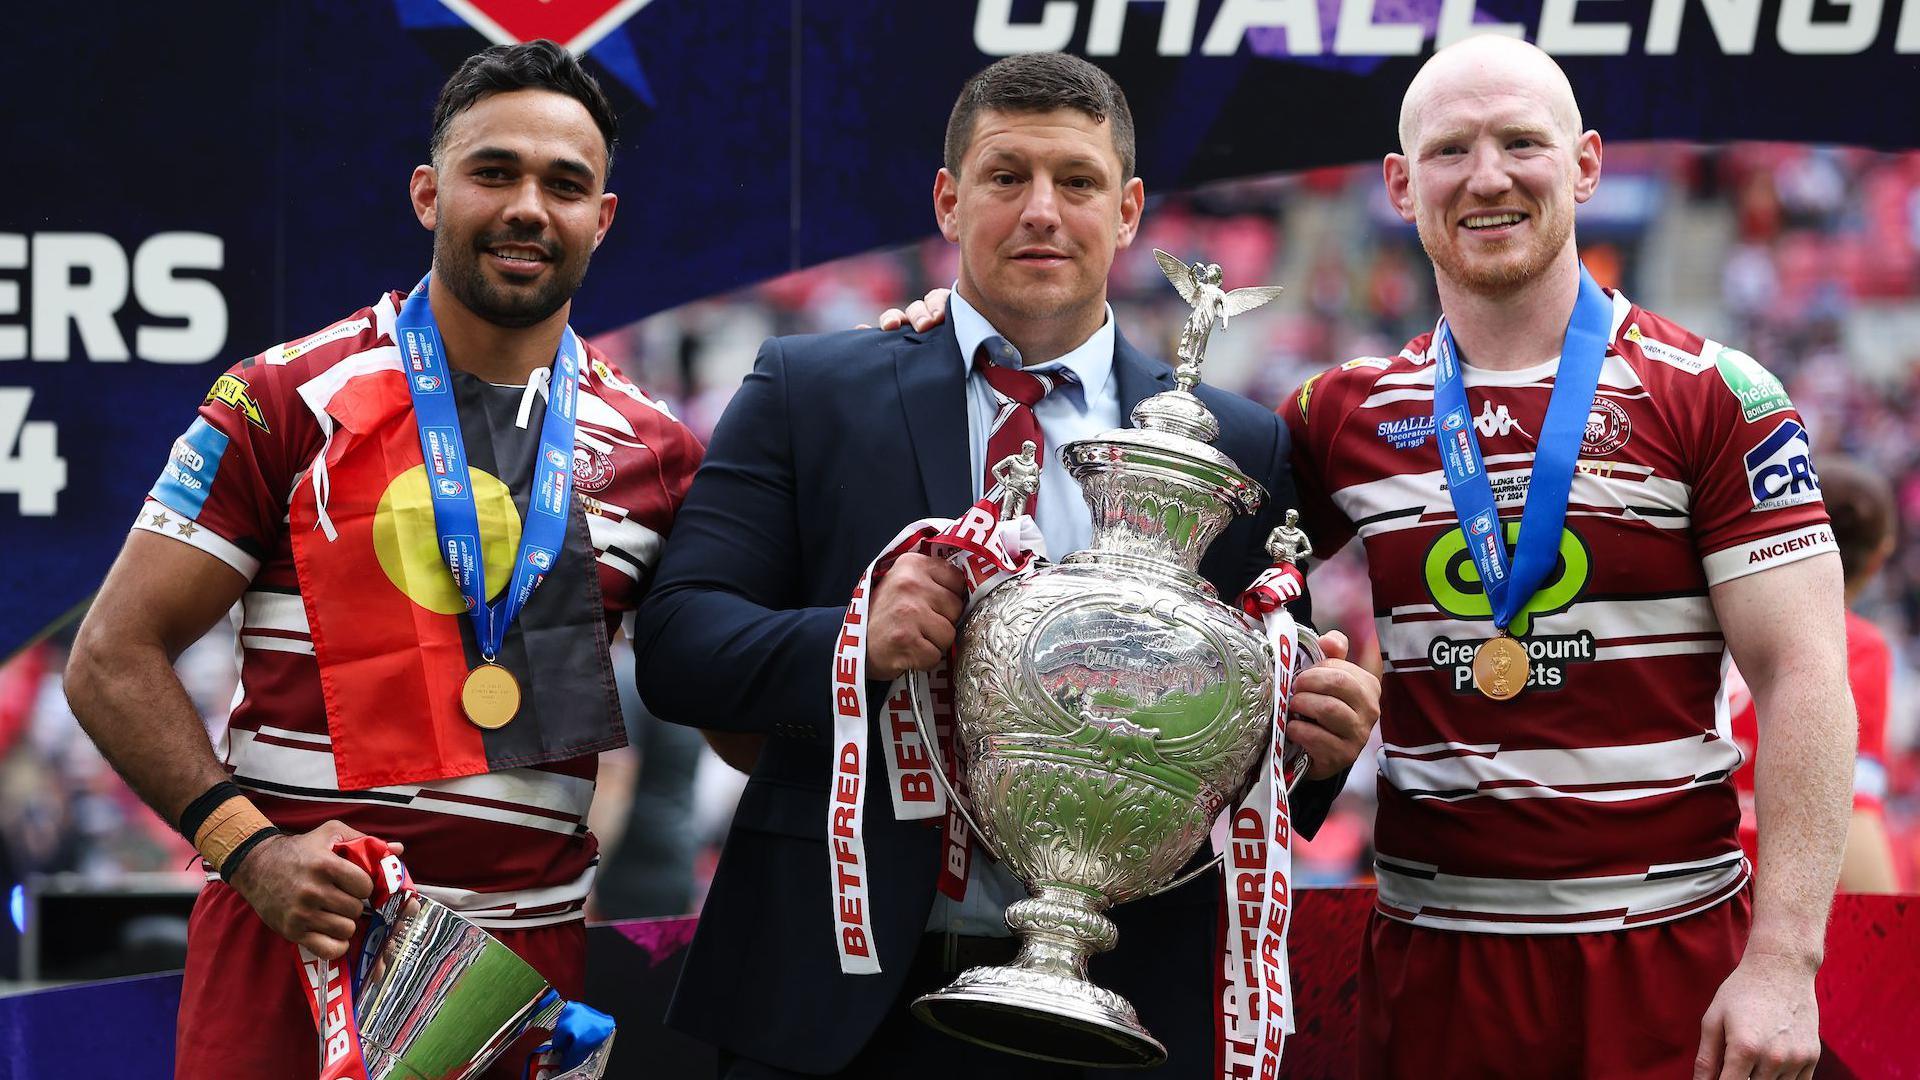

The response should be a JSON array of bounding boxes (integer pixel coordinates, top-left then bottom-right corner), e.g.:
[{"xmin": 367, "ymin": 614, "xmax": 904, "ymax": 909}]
[
  {"xmin": 1266, "ymin": 508, "xmax": 1314, "ymax": 567},
  {"xmin": 990, "ymin": 440, "xmax": 1042, "ymax": 522},
  {"xmin": 1154, "ymin": 250, "xmax": 1285, "ymax": 391}
]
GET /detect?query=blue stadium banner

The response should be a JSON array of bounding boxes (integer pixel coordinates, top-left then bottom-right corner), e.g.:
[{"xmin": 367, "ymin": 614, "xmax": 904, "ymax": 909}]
[{"xmin": 6, "ymin": 0, "xmax": 1920, "ymax": 655}]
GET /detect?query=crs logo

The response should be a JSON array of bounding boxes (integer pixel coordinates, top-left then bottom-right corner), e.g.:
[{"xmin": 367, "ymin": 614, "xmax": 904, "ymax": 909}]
[
  {"xmin": 1424, "ymin": 522, "xmax": 1589, "ymax": 637},
  {"xmin": 414, "ymin": 374, "xmax": 442, "ymax": 393},
  {"xmin": 1744, "ymin": 420, "xmax": 1822, "ymax": 511},
  {"xmin": 435, "ymin": 477, "xmax": 464, "ymax": 498}
]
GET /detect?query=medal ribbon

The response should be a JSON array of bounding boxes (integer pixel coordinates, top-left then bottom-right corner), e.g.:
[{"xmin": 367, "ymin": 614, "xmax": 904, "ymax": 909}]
[
  {"xmin": 395, "ymin": 275, "xmax": 581, "ymax": 665},
  {"xmin": 1432, "ymin": 266, "xmax": 1611, "ymax": 633},
  {"xmin": 830, "ymin": 497, "xmax": 1037, "ymax": 975},
  {"xmin": 1217, "ymin": 561, "xmax": 1306, "ymax": 1080}
]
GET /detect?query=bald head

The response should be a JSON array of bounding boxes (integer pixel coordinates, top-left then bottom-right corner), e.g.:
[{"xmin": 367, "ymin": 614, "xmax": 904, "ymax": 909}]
[{"xmin": 1398, "ymin": 36, "xmax": 1583, "ymax": 155}]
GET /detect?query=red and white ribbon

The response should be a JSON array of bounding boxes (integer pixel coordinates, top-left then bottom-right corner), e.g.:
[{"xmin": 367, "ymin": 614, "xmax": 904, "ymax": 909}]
[
  {"xmin": 830, "ymin": 498, "xmax": 1036, "ymax": 975},
  {"xmin": 1218, "ymin": 560, "xmax": 1308, "ymax": 1080},
  {"xmin": 298, "ymin": 836, "xmax": 413, "ymax": 1080}
]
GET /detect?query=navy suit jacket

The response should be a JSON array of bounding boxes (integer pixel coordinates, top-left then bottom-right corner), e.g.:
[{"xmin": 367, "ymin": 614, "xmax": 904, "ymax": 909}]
[{"xmin": 631, "ymin": 319, "xmax": 1340, "ymax": 1074}]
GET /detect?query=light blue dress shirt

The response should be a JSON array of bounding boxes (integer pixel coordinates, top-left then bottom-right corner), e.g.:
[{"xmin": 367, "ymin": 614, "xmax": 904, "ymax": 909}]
[{"xmin": 929, "ymin": 287, "xmax": 1124, "ymax": 937}]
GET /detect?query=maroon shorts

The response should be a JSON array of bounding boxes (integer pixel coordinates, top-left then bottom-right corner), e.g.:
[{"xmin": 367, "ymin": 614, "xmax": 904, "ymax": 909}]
[
  {"xmin": 174, "ymin": 881, "xmax": 585, "ymax": 1080},
  {"xmin": 1359, "ymin": 892, "xmax": 1751, "ymax": 1079}
]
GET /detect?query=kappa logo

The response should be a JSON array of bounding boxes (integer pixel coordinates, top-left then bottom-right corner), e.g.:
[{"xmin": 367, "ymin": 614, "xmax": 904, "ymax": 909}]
[
  {"xmin": 1744, "ymin": 419, "xmax": 1822, "ymax": 511},
  {"xmin": 203, "ymin": 373, "xmax": 268, "ymax": 432},
  {"xmin": 1473, "ymin": 400, "xmax": 1531, "ymax": 439}
]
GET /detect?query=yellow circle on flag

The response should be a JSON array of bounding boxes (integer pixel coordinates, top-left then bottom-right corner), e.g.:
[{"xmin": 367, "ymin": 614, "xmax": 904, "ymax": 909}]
[{"xmin": 371, "ymin": 464, "xmax": 522, "ymax": 615}]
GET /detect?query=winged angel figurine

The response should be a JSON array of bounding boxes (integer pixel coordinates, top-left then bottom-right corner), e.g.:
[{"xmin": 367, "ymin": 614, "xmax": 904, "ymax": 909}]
[{"xmin": 1154, "ymin": 249, "xmax": 1284, "ymax": 391}]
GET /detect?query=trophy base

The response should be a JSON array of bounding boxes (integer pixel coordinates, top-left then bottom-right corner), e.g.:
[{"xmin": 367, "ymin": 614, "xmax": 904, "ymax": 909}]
[{"xmin": 911, "ymin": 964, "xmax": 1167, "ymax": 1069}]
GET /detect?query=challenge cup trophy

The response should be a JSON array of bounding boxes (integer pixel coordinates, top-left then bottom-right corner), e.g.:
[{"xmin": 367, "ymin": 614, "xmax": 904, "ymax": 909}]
[{"xmin": 908, "ymin": 252, "xmax": 1314, "ymax": 1068}]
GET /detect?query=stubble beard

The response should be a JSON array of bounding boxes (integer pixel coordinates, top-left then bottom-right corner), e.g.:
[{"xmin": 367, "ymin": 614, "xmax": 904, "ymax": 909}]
[
  {"xmin": 1418, "ymin": 202, "xmax": 1572, "ymax": 299},
  {"xmin": 433, "ymin": 223, "xmax": 590, "ymax": 330}
]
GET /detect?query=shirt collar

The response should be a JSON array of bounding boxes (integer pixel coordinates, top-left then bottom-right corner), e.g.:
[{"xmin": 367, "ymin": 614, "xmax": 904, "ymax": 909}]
[{"xmin": 949, "ymin": 285, "xmax": 1115, "ymax": 400}]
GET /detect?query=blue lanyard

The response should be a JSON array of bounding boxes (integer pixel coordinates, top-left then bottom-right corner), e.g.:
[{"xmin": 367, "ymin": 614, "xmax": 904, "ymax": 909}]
[
  {"xmin": 395, "ymin": 276, "xmax": 580, "ymax": 663},
  {"xmin": 1432, "ymin": 266, "xmax": 1610, "ymax": 633}
]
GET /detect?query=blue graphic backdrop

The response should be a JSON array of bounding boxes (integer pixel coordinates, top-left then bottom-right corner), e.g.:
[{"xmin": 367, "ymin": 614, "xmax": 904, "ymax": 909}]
[{"xmin": 5, "ymin": 0, "xmax": 1920, "ymax": 655}]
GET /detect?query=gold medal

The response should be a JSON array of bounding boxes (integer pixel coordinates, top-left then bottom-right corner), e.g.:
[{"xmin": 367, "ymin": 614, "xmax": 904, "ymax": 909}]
[
  {"xmin": 1472, "ymin": 634, "xmax": 1529, "ymax": 701},
  {"xmin": 461, "ymin": 663, "xmax": 521, "ymax": 729}
]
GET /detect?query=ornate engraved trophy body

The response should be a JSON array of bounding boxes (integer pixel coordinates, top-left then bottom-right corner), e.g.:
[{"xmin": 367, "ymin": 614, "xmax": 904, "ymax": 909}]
[{"xmin": 909, "ymin": 254, "xmax": 1309, "ymax": 1068}]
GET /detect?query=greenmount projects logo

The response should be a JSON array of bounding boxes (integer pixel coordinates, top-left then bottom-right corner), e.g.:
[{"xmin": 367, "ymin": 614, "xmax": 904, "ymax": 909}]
[{"xmin": 1422, "ymin": 521, "xmax": 1596, "ymax": 693}]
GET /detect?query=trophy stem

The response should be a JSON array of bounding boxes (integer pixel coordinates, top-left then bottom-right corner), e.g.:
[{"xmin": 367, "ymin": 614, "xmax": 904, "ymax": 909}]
[
  {"xmin": 911, "ymin": 885, "xmax": 1167, "ymax": 1068},
  {"xmin": 1005, "ymin": 885, "xmax": 1117, "ymax": 981}
]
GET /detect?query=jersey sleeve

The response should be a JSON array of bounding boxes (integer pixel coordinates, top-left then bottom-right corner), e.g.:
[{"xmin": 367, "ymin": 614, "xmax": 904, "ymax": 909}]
[
  {"xmin": 1686, "ymin": 344, "xmax": 1835, "ymax": 587},
  {"xmin": 134, "ymin": 359, "xmax": 300, "ymax": 580},
  {"xmin": 1281, "ymin": 364, "xmax": 1367, "ymax": 557}
]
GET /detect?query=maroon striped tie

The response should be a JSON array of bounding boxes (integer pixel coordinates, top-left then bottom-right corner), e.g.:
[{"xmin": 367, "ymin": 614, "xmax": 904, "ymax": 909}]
[{"xmin": 975, "ymin": 335, "xmax": 1073, "ymax": 517}]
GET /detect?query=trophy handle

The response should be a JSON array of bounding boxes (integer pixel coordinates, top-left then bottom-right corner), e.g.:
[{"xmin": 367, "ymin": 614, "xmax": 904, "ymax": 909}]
[
  {"xmin": 1145, "ymin": 626, "xmax": 1325, "ymax": 899},
  {"xmin": 905, "ymin": 667, "xmax": 1005, "ymax": 863}
]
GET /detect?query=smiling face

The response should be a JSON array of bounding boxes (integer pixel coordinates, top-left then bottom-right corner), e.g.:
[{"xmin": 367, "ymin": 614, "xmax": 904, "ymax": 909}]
[
  {"xmin": 410, "ymin": 88, "xmax": 616, "ymax": 329},
  {"xmin": 1384, "ymin": 39, "xmax": 1599, "ymax": 299},
  {"xmin": 935, "ymin": 107, "xmax": 1143, "ymax": 342}
]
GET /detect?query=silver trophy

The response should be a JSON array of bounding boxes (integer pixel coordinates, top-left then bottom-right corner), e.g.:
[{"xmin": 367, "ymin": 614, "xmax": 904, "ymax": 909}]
[
  {"xmin": 909, "ymin": 253, "xmax": 1312, "ymax": 1068},
  {"xmin": 354, "ymin": 890, "xmax": 614, "ymax": 1079}
]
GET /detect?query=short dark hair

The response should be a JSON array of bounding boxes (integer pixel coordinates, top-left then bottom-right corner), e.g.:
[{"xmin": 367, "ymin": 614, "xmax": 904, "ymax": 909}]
[
  {"xmin": 1819, "ymin": 456, "xmax": 1896, "ymax": 585},
  {"xmin": 944, "ymin": 53, "xmax": 1136, "ymax": 179},
  {"xmin": 430, "ymin": 39, "xmax": 619, "ymax": 177}
]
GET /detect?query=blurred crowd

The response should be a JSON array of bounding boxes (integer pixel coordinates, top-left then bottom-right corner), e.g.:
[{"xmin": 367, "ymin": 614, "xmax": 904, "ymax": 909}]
[{"xmin": 6, "ymin": 144, "xmax": 1920, "ymax": 978}]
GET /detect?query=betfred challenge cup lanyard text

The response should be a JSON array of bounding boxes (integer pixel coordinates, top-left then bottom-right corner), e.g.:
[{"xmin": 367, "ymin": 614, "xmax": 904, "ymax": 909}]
[
  {"xmin": 1431, "ymin": 267, "xmax": 1611, "ymax": 634},
  {"xmin": 395, "ymin": 276, "xmax": 581, "ymax": 663}
]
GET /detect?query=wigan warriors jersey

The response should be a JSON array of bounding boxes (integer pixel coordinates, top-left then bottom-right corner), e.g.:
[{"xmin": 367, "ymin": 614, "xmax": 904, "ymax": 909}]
[
  {"xmin": 1285, "ymin": 289, "xmax": 1833, "ymax": 934},
  {"xmin": 134, "ymin": 291, "xmax": 702, "ymax": 929}
]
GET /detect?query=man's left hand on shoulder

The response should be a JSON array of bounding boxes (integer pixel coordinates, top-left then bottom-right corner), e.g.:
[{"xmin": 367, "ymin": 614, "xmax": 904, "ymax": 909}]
[
  {"xmin": 1694, "ymin": 950, "xmax": 1821, "ymax": 1080},
  {"xmin": 1287, "ymin": 630, "xmax": 1379, "ymax": 781}
]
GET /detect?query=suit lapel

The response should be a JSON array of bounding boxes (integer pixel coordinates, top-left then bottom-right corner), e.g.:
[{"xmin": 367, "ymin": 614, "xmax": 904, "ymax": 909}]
[
  {"xmin": 894, "ymin": 322, "xmax": 973, "ymax": 517},
  {"xmin": 1113, "ymin": 326, "xmax": 1175, "ymax": 417}
]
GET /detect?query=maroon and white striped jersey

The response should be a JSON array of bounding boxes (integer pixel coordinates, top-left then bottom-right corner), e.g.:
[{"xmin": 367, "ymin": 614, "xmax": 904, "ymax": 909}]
[
  {"xmin": 1285, "ymin": 290, "xmax": 1833, "ymax": 934},
  {"xmin": 135, "ymin": 291, "xmax": 702, "ymax": 928}
]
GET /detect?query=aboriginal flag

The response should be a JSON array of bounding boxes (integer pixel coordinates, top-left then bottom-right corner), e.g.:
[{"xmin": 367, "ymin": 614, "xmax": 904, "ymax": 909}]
[{"xmin": 289, "ymin": 360, "xmax": 623, "ymax": 789}]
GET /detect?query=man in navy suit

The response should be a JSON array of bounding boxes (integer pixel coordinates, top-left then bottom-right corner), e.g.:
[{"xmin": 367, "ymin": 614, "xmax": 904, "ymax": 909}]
[{"xmin": 631, "ymin": 53, "xmax": 1380, "ymax": 1078}]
